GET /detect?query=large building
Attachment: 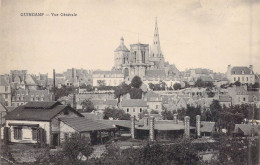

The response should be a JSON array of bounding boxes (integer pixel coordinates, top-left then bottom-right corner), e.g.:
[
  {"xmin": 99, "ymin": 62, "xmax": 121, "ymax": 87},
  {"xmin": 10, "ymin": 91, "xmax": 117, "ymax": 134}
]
[
  {"xmin": 113, "ymin": 19, "xmax": 179, "ymax": 82},
  {"xmin": 226, "ymin": 65, "xmax": 255, "ymax": 84}
]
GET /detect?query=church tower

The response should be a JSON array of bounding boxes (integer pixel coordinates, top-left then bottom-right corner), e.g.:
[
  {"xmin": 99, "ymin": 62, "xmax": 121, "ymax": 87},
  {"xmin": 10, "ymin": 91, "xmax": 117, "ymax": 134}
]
[
  {"xmin": 149, "ymin": 18, "xmax": 165, "ymax": 69},
  {"xmin": 114, "ymin": 37, "xmax": 130, "ymax": 70}
]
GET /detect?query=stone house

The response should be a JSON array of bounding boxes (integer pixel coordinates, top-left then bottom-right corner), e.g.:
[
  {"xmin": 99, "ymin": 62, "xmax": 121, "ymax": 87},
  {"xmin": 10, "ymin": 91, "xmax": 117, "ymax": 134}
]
[
  {"xmin": 121, "ymin": 99, "xmax": 147, "ymax": 119},
  {"xmin": 4, "ymin": 101, "xmax": 82, "ymax": 146}
]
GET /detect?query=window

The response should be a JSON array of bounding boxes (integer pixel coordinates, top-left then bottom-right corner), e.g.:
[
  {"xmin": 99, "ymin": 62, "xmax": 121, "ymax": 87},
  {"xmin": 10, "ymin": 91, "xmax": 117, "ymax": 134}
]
[
  {"xmin": 134, "ymin": 51, "xmax": 137, "ymax": 63},
  {"xmin": 14, "ymin": 127, "xmax": 22, "ymax": 140},
  {"xmin": 133, "ymin": 108, "xmax": 135, "ymax": 112},
  {"xmin": 247, "ymin": 77, "xmax": 249, "ymax": 81},
  {"xmin": 156, "ymin": 105, "xmax": 159, "ymax": 109},
  {"xmin": 127, "ymin": 108, "xmax": 129, "ymax": 113},
  {"xmin": 5, "ymin": 94, "xmax": 8, "ymax": 99},
  {"xmin": 243, "ymin": 97, "xmax": 246, "ymax": 101},
  {"xmin": 234, "ymin": 77, "xmax": 236, "ymax": 81},
  {"xmin": 238, "ymin": 77, "xmax": 240, "ymax": 81},
  {"xmin": 32, "ymin": 128, "xmax": 37, "ymax": 140},
  {"xmin": 5, "ymin": 86, "xmax": 8, "ymax": 92},
  {"xmin": 64, "ymin": 133, "xmax": 68, "ymax": 140},
  {"xmin": 242, "ymin": 77, "xmax": 244, "ymax": 81},
  {"xmin": 141, "ymin": 51, "xmax": 145, "ymax": 63}
]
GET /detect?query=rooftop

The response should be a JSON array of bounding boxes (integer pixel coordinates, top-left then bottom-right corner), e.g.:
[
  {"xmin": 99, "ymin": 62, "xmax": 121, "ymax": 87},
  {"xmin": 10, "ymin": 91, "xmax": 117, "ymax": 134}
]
[{"xmin": 60, "ymin": 117, "xmax": 116, "ymax": 132}]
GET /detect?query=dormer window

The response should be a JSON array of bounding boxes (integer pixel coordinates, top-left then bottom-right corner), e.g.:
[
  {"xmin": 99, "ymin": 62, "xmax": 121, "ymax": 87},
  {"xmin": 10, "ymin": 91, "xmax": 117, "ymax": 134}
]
[{"xmin": 233, "ymin": 71, "xmax": 236, "ymax": 74}]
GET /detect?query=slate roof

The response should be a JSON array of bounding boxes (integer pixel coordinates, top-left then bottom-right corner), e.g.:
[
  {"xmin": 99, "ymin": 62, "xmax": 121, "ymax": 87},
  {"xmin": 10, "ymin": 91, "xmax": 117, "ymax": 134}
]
[
  {"xmin": 231, "ymin": 66, "xmax": 253, "ymax": 75},
  {"xmin": 121, "ymin": 99, "xmax": 147, "ymax": 107},
  {"xmin": 5, "ymin": 101, "xmax": 82, "ymax": 121},
  {"xmin": 200, "ymin": 121, "xmax": 215, "ymax": 133},
  {"xmin": 234, "ymin": 124, "xmax": 260, "ymax": 136},
  {"xmin": 60, "ymin": 117, "xmax": 116, "ymax": 132},
  {"xmin": 145, "ymin": 91, "xmax": 159, "ymax": 98}
]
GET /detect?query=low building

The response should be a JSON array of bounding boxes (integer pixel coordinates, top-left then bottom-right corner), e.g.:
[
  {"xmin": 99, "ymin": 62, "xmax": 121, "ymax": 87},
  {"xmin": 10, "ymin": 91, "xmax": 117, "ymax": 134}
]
[
  {"xmin": 121, "ymin": 99, "xmax": 147, "ymax": 119},
  {"xmin": 4, "ymin": 101, "xmax": 83, "ymax": 146},
  {"xmin": 59, "ymin": 117, "xmax": 116, "ymax": 144},
  {"xmin": 219, "ymin": 95, "xmax": 232, "ymax": 107},
  {"xmin": 227, "ymin": 86, "xmax": 249, "ymax": 105},
  {"xmin": 144, "ymin": 91, "xmax": 162, "ymax": 113},
  {"xmin": 92, "ymin": 70, "xmax": 124, "ymax": 87}
]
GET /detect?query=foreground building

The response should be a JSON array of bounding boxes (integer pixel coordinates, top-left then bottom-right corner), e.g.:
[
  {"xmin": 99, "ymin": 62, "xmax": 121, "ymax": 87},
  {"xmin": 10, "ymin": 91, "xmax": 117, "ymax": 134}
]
[{"xmin": 4, "ymin": 101, "xmax": 82, "ymax": 146}]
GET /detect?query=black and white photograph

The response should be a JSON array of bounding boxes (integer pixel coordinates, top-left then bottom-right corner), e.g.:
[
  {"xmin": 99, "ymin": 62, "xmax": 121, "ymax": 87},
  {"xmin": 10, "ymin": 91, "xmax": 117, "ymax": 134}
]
[{"xmin": 0, "ymin": 0, "xmax": 260, "ymax": 164}]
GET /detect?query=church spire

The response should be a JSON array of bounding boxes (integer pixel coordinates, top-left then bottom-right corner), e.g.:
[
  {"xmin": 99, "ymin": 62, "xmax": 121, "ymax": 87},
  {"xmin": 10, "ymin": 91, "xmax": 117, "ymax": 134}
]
[{"xmin": 152, "ymin": 17, "xmax": 163, "ymax": 58}]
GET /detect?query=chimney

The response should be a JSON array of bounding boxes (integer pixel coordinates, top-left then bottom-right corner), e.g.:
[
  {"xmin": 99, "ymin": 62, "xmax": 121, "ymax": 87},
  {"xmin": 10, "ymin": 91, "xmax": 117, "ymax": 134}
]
[
  {"xmin": 184, "ymin": 116, "xmax": 190, "ymax": 138},
  {"xmin": 131, "ymin": 116, "xmax": 135, "ymax": 139},
  {"xmin": 173, "ymin": 113, "xmax": 178, "ymax": 124},
  {"xmin": 149, "ymin": 116, "xmax": 155, "ymax": 141},
  {"xmin": 143, "ymin": 115, "xmax": 149, "ymax": 127},
  {"xmin": 249, "ymin": 65, "xmax": 253, "ymax": 71},
  {"xmin": 196, "ymin": 115, "xmax": 201, "ymax": 137}
]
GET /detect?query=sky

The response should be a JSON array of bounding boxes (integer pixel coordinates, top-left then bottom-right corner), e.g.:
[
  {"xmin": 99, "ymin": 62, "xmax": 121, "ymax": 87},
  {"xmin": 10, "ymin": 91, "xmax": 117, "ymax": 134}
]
[{"xmin": 0, "ymin": 0, "xmax": 260, "ymax": 75}]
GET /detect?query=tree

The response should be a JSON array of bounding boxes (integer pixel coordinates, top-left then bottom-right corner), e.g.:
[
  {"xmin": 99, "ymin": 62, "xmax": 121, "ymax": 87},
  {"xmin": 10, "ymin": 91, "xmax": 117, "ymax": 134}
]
[
  {"xmin": 161, "ymin": 110, "xmax": 173, "ymax": 120},
  {"xmin": 150, "ymin": 110, "xmax": 159, "ymax": 114},
  {"xmin": 207, "ymin": 91, "xmax": 215, "ymax": 98},
  {"xmin": 103, "ymin": 107, "xmax": 130, "ymax": 120},
  {"xmin": 114, "ymin": 82, "xmax": 131, "ymax": 103},
  {"xmin": 186, "ymin": 105, "xmax": 201, "ymax": 126},
  {"xmin": 234, "ymin": 81, "xmax": 241, "ymax": 86},
  {"xmin": 173, "ymin": 83, "xmax": 181, "ymax": 90},
  {"xmin": 131, "ymin": 76, "xmax": 142, "ymax": 88},
  {"xmin": 81, "ymin": 99, "xmax": 95, "ymax": 112},
  {"xmin": 129, "ymin": 88, "xmax": 143, "ymax": 99},
  {"xmin": 97, "ymin": 80, "xmax": 106, "ymax": 86}
]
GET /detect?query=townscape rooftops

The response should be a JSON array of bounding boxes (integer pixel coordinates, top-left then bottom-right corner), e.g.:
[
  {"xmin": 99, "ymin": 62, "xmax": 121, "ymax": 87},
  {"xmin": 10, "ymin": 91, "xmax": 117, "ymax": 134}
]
[
  {"xmin": 5, "ymin": 101, "xmax": 82, "ymax": 121},
  {"xmin": 24, "ymin": 101, "xmax": 61, "ymax": 109},
  {"xmin": 60, "ymin": 117, "xmax": 116, "ymax": 132},
  {"xmin": 121, "ymin": 99, "xmax": 147, "ymax": 107},
  {"xmin": 231, "ymin": 66, "xmax": 253, "ymax": 75}
]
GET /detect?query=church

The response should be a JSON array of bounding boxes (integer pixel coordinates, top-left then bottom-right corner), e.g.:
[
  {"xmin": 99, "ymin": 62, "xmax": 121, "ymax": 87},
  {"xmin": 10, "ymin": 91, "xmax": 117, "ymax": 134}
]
[{"xmin": 113, "ymin": 19, "xmax": 180, "ymax": 82}]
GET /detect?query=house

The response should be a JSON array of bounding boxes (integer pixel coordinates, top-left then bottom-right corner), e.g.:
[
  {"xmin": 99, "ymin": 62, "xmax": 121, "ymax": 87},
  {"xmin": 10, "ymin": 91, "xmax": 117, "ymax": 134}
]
[
  {"xmin": 200, "ymin": 121, "xmax": 216, "ymax": 137},
  {"xmin": 4, "ymin": 101, "xmax": 83, "ymax": 146},
  {"xmin": 11, "ymin": 89, "xmax": 52, "ymax": 107},
  {"xmin": 92, "ymin": 70, "xmax": 124, "ymax": 87},
  {"xmin": 227, "ymin": 86, "xmax": 249, "ymax": 105},
  {"xmin": 219, "ymin": 95, "xmax": 232, "ymax": 107},
  {"xmin": 226, "ymin": 65, "xmax": 255, "ymax": 84},
  {"xmin": 0, "ymin": 77, "xmax": 11, "ymax": 106},
  {"xmin": 144, "ymin": 91, "xmax": 162, "ymax": 113},
  {"xmin": 121, "ymin": 99, "xmax": 147, "ymax": 119}
]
